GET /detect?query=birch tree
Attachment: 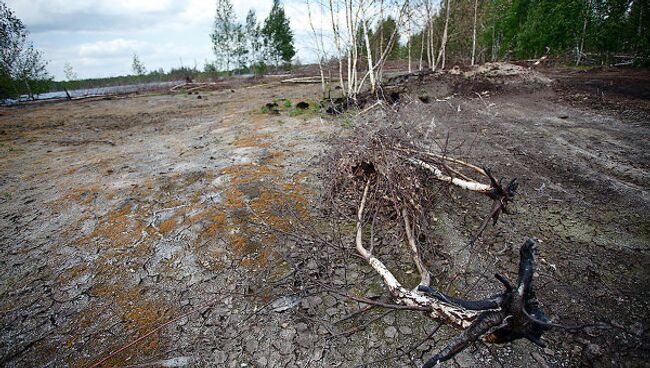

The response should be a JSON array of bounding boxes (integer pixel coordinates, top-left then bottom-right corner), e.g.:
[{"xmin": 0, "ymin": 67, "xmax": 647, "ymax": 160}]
[{"xmin": 211, "ymin": 0, "xmax": 237, "ymax": 71}]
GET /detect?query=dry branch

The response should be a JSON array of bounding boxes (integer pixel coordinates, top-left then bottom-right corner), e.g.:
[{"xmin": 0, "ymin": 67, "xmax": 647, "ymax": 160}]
[{"xmin": 324, "ymin": 125, "xmax": 555, "ymax": 366}]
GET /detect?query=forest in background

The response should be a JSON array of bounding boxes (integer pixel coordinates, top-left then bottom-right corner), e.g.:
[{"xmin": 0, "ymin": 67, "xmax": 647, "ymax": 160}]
[{"xmin": 1, "ymin": 0, "xmax": 649, "ymax": 100}]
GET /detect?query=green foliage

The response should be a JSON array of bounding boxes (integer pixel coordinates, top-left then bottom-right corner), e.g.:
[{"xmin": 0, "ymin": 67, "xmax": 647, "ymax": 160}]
[
  {"xmin": 63, "ymin": 62, "xmax": 77, "ymax": 81},
  {"xmin": 482, "ymin": 0, "xmax": 649, "ymax": 63},
  {"xmin": 283, "ymin": 99, "xmax": 292, "ymax": 108},
  {"xmin": 262, "ymin": 0, "xmax": 296, "ymax": 66},
  {"xmin": 1, "ymin": 0, "xmax": 51, "ymax": 99},
  {"xmin": 373, "ymin": 17, "xmax": 401, "ymax": 60},
  {"xmin": 245, "ymin": 10, "xmax": 264, "ymax": 71},
  {"xmin": 211, "ymin": 0, "xmax": 238, "ymax": 72},
  {"xmin": 131, "ymin": 53, "xmax": 146, "ymax": 76}
]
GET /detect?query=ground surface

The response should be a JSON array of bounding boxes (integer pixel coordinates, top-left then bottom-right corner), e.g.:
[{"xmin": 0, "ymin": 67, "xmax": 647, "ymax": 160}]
[{"xmin": 0, "ymin": 68, "xmax": 648, "ymax": 367}]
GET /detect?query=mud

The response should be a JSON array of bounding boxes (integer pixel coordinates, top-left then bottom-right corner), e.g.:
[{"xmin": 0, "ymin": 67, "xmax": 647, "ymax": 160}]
[{"xmin": 1, "ymin": 69, "xmax": 649, "ymax": 367}]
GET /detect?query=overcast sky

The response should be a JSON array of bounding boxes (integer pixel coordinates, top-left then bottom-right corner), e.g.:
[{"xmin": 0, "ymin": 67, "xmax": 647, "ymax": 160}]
[{"xmin": 6, "ymin": 0, "xmax": 330, "ymax": 80}]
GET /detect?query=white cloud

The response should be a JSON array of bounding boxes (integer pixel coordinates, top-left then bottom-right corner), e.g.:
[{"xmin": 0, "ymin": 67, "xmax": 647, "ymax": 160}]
[
  {"xmin": 78, "ymin": 39, "xmax": 149, "ymax": 58},
  {"xmin": 4, "ymin": 0, "xmax": 341, "ymax": 79}
]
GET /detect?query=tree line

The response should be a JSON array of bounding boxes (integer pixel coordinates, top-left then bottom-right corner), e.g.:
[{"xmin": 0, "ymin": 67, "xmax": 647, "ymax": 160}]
[
  {"xmin": 2, "ymin": 0, "xmax": 647, "ymax": 100},
  {"xmin": 306, "ymin": 0, "xmax": 648, "ymax": 99},
  {"xmin": 209, "ymin": 0, "xmax": 296, "ymax": 73}
]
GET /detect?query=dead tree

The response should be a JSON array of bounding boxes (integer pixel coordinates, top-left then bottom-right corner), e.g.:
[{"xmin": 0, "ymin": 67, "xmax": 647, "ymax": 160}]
[{"xmin": 326, "ymin": 128, "xmax": 556, "ymax": 366}]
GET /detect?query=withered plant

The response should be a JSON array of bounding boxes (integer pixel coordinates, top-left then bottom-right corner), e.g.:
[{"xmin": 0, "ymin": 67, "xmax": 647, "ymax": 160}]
[{"xmin": 323, "ymin": 123, "xmax": 556, "ymax": 367}]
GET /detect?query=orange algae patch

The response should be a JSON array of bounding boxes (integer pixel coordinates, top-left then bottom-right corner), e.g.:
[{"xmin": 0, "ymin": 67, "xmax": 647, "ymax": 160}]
[
  {"xmin": 48, "ymin": 185, "xmax": 102, "ymax": 209},
  {"xmin": 232, "ymin": 132, "xmax": 272, "ymax": 148},
  {"xmin": 158, "ymin": 217, "xmax": 177, "ymax": 235},
  {"xmin": 80, "ymin": 204, "xmax": 146, "ymax": 247},
  {"xmin": 204, "ymin": 162, "xmax": 311, "ymax": 269},
  {"xmin": 69, "ymin": 285, "xmax": 174, "ymax": 368}
]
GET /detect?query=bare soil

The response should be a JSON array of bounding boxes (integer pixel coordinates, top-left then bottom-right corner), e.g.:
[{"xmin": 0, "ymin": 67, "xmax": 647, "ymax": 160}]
[{"xmin": 1, "ymin": 68, "xmax": 648, "ymax": 367}]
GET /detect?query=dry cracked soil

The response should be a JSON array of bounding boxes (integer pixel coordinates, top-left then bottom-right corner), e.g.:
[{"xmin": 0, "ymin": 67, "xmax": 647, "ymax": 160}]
[{"xmin": 1, "ymin": 68, "xmax": 649, "ymax": 367}]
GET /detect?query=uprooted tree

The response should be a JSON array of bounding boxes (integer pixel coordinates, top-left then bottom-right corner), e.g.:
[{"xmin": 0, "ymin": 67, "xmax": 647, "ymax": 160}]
[{"xmin": 322, "ymin": 126, "xmax": 560, "ymax": 366}]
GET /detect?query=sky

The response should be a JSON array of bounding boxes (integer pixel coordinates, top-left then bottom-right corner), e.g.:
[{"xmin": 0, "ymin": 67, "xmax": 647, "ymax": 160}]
[{"xmin": 5, "ymin": 0, "xmax": 331, "ymax": 80}]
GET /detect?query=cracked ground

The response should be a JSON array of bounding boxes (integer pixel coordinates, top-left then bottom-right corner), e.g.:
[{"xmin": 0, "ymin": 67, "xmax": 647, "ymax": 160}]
[{"xmin": 1, "ymin": 70, "xmax": 649, "ymax": 367}]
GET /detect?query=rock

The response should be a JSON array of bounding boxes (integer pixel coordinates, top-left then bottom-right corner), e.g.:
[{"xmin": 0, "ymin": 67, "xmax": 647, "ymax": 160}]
[{"xmin": 384, "ymin": 326, "xmax": 398, "ymax": 338}]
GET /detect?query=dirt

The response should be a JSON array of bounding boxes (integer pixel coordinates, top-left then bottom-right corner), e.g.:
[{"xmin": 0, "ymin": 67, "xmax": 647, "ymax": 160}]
[{"xmin": 1, "ymin": 68, "xmax": 649, "ymax": 367}]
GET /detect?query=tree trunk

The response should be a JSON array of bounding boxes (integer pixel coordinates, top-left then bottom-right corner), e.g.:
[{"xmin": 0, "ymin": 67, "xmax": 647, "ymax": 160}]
[
  {"xmin": 419, "ymin": 30, "xmax": 425, "ymax": 70},
  {"xmin": 471, "ymin": 0, "xmax": 479, "ymax": 66},
  {"xmin": 407, "ymin": 3, "xmax": 412, "ymax": 73},
  {"xmin": 307, "ymin": 0, "xmax": 326, "ymax": 96},
  {"xmin": 328, "ymin": 0, "xmax": 346, "ymax": 94},
  {"xmin": 577, "ymin": 0, "xmax": 592, "ymax": 65},
  {"xmin": 436, "ymin": 0, "xmax": 451, "ymax": 70},
  {"xmin": 363, "ymin": 21, "xmax": 376, "ymax": 92}
]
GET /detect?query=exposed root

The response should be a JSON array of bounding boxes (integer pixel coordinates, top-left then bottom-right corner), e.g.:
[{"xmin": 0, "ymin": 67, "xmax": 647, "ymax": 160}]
[{"xmin": 324, "ymin": 124, "xmax": 556, "ymax": 367}]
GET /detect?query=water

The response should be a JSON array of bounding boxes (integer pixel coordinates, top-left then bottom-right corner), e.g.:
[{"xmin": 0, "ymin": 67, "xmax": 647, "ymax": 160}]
[{"xmin": 2, "ymin": 80, "xmax": 184, "ymax": 105}]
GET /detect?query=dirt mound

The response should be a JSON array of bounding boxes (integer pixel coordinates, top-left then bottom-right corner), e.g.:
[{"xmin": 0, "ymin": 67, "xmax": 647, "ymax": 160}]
[{"xmin": 464, "ymin": 62, "xmax": 553, "ymax": 85}]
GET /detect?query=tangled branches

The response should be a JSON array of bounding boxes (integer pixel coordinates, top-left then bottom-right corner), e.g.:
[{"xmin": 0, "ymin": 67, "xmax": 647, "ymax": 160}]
[{"xmin": 323, "ymin": 124, "xmax": 557, "ymax": 366}]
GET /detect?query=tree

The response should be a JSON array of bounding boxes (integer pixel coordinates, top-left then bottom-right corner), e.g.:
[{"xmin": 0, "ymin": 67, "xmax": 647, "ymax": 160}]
[
  {"xmin": 262, "ymin": 0, "xmax": 296, "ymax": 67},
  {"xmin": 1, "ymin": 0, "xmax": 50, "ymax": 99},
  {"xmin": 211, "ymin": 0, "xmax": 238, "ymax": 72},
  {"xmin": 245, "ymin": 9, "xmax": 263, "ymax": 70},
  {"xmin": 370, "ymin": 17, "xmax": 401, "ymax": 61},
  {"xmin": 233, "ymin": 24, "xmax": 248, "ymax": 71},
  {"xmin": 63, "ymin": 62, "xmax": 77, "ymax": 81},
  {"xmin": 131, "ymin": 53, "xmax": 146, "ymax": 75}
]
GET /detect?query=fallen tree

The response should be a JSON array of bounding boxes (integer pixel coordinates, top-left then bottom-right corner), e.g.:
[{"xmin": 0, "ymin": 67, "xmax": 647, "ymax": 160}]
[{"xmin": 324, "ymin": 126, "xmax": 556, "ymax": 366}]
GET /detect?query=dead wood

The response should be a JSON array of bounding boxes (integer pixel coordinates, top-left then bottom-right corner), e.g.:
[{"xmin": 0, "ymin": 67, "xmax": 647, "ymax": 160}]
[{"xmin": 323, "ymin": 124, "xmax": 557, "ymax": 367}]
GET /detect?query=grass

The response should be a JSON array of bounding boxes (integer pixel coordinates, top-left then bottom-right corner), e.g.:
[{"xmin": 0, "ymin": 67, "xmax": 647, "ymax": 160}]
[
  {"xmin": 289, "ymin": 108, "xmax": 305, "ymax": 117},
  {"xmin": 340, "ymin": 113, "xmax": 354, "ymax": 128}
]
